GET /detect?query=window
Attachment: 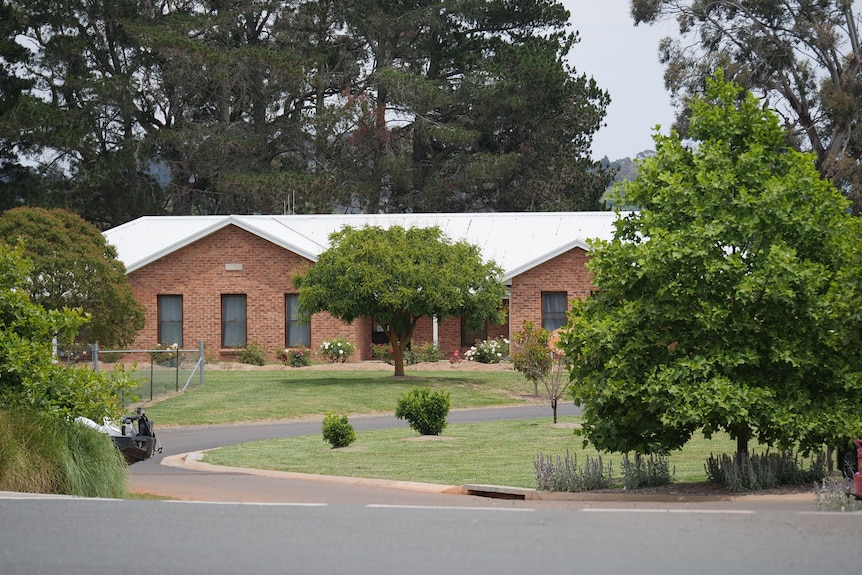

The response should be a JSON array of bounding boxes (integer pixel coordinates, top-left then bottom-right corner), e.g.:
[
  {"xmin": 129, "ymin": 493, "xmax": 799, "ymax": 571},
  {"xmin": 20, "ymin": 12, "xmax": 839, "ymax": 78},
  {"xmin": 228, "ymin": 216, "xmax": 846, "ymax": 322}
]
[
  {"xmin": 285, "ymin": 294, "xmax": 310, "ymax": 347},
  {"xmin": 157, "ymin": 295, "xmax": 183, "ymax": 347},
  {"xmin": 221, "ymin": 294, "xmax": 247, "ymax": 348},
  {"xmin": 542, "ymin": 292, "xmax": 568, "ymax": 332},
  {"xmin": 461, "ymin": 317, "xmax": 487, "ymax": 346}
]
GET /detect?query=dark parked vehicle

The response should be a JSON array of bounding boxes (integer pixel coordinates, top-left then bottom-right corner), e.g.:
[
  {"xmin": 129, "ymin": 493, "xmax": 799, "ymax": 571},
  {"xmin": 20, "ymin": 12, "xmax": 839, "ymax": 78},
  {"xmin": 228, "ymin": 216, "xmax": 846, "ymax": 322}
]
[{"xmin": 76, "ymin": 408, "xmax": 161, "ymax": 465}]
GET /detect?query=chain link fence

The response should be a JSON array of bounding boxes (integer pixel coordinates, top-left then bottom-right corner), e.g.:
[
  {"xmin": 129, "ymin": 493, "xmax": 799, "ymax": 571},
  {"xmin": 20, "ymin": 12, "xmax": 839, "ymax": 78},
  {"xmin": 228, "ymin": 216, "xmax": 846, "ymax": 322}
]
[{"xmin": 88, "ymin": 341, "xmax": 206, "ymax": 407}]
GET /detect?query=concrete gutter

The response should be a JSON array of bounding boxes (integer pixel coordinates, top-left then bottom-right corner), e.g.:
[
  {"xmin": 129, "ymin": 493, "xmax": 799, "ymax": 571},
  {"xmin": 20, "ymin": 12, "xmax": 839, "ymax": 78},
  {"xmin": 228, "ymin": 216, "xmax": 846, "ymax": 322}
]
[{"xmin": 165, "ymin": 451, "xmax": 464, "ymax": 494}]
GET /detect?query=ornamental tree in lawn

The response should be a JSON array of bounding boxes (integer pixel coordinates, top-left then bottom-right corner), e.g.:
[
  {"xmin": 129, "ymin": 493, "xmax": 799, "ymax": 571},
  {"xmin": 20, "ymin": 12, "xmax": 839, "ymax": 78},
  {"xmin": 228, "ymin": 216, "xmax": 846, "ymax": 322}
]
[
  {"xmin": 560, "ymin": 72, "xmax": 862, "ymax": 457},
  {"xmin": 293, "ymin": 225, "xmax": 506, "ymax": 377}
]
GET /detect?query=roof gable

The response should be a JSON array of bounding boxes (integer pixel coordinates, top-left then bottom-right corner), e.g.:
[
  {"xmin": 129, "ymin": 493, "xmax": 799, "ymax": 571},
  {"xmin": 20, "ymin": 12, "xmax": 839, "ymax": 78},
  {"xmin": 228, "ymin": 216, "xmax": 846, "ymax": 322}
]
[{"xmin": 104, "ymin": 212, "xmax": 623, "ymax": 279}]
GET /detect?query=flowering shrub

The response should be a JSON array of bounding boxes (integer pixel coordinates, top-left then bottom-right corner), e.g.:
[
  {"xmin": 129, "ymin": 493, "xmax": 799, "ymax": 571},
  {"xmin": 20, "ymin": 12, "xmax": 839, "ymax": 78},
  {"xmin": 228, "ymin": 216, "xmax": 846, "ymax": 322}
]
[
  {"xmin": 464, "ymin": 337, "xmax": 509, "ymax": 364},
  {"xmin": 371, "ymin": 344, "xmax": 394, "ymax": 363},
  {"xmin": 151, "ymin": 342, "xmax": 183, "ymax": 366},
  {"xmin": 371, "ymin": 342, "xmax": 443, "ymax": 365},
  {"xmin": 449, "ymin": 349, "xmax": 462, "ymax": 364},
  {"xmin": 282, "ymin": 347, "xmax": 311, "ymax": 367},
  {"xmin": 405, "ymin": 342, "xmax": 442, "ymax": 364},
  {"xmin": 318, "ymin": 337, "xmax": 355, "ymax": 363}
]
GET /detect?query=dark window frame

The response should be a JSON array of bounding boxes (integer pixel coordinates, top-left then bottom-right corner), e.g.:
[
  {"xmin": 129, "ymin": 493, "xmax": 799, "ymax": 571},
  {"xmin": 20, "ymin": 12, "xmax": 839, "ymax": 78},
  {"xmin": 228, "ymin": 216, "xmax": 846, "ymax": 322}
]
[
  {"xmin": 221, "ymin": 294, "xmax": 247, "ymax": 348},
  {"xmin": 285, "ymin": 294, "xmax": 310, "ymax": 347},
  {"xmin": 157, "ymin": 294, "xmax": 183, "ymax": 347},
  {"xmin": 541, "ymin": 292, "xmax": 568, "ymax": 332},
  {"xmin": 461, "ymin": 317, "xmax": 488, "ymax": 346}
]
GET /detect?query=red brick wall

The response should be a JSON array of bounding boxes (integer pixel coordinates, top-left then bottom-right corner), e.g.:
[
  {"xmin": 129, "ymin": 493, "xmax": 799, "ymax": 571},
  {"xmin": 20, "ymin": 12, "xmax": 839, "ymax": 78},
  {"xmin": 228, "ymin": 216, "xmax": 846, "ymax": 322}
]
[
  {"xmin": 508, "ymin": 247, "xmax": 593, "ymax": 342},
  {"xmin": 126, "ymin": 226, "xmax": 594, "ymax": 362},
  {"xmin": 128, "ymin": 225, "xmax": 330, "ymax": 363}
]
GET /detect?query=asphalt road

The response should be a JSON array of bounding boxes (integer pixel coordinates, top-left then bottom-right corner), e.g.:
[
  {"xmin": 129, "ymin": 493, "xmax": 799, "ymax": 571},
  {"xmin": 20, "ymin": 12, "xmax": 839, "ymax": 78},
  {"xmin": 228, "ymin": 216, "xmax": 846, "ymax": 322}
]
[
  {"xmin": 6, "ymin": 402, "xmax": 862, "ymax": 575},
  {"xmin": 2, "ymin": 495, "xmax": 860, "ymax": 575}
]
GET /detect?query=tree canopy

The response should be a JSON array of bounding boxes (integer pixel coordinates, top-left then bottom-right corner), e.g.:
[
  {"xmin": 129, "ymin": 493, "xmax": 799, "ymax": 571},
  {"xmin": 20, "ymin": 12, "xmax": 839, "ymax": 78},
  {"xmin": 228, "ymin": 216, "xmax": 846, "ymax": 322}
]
[
  {"xmin": 631, "ymin": 0, "xmax": 862, "ymax": 213},
  {"xmin": 560, "ymin": 72, "xmax": 862, "ymax": 457},
  {"xmin": 1, "ymin": 0, "xmax": 612, "ymax": 226},
  {"xmin": 0, "ymin": 242, "xmax": 134, "ymax": 420},
  {"xmin": 293, "ymin": 225, "xmax": 506, "ymax": 376},
  {"xmin": 0, "ymin": 207, "xmax": 144, "ymax": 348}
]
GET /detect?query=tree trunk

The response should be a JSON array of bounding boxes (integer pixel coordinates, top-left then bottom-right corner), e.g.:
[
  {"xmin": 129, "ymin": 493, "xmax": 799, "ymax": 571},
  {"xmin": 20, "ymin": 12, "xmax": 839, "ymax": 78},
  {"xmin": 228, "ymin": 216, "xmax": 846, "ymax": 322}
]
[
  {"xmin": 736, "ymin": 423, "xmax": 750, "ymax": 456},
  {"xmin": 392, "ymin": 342, "xmax": 405, "ymax": 377},
  {"xmin": 551, "ymin": 398, "xmax": 558, "ymax": 424}
]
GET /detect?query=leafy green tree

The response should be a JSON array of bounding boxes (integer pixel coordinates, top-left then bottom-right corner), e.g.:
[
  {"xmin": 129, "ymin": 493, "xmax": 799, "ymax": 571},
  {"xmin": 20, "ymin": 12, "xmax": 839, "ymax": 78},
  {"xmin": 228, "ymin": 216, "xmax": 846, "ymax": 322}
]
[
  {"xmin": 0, "ymin": 207, "xmax": 144, "ymax": 348},
  {"xmin": 631, "ymin": 0, "xmax": 862, "ymax": 213},
  {"xmin": 3, "ymin": 0, "xmax": 610, "ymax": 221},
  {"xmin": 294, "ymin": 225, "xmax": 506, "ymax": 376},
  {"xmin": 1, "ymin": 0, "xmax": 165, "ymax": 227},
  {"xmin": 561, "ymin": 72, "xmax": 862, "ymax": 457},
  {"xmin": 0, "ymin": 243, "xmax": 134, "ymax": 421},
  {"xmin": 342, "ymin": 0, "xmax": 611, "ymax": 213},
  {"xmin": 0, "ymin": 1, "xmax": 37, "ymax": 211}
]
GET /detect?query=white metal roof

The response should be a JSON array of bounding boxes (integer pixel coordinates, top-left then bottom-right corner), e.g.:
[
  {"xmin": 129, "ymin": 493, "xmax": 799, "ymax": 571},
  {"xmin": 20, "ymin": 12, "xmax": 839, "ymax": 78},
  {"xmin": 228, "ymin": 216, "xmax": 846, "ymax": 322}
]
[{"xmin": 104, "ymin": 212, "xmax": 623, "ymax": 282}]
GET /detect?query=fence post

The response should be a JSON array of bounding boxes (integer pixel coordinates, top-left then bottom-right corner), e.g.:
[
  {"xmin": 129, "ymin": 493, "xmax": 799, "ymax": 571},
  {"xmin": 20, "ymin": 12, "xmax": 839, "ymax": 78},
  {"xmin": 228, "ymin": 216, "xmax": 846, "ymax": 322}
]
[
  {"xmin": 92, "ymin": 342, "xmax": 99, "ymax": 373},
  {"xmin": 199, "ymin": 339, "xmax": 205, "ymax": 386}
]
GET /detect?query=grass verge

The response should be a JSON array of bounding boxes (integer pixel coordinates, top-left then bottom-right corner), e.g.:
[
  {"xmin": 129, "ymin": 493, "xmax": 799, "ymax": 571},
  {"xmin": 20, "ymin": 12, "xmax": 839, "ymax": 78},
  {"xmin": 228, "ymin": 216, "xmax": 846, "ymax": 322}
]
[{"xmin": 204, "ymin": 417, "xmax": 751, "ymax": 488}]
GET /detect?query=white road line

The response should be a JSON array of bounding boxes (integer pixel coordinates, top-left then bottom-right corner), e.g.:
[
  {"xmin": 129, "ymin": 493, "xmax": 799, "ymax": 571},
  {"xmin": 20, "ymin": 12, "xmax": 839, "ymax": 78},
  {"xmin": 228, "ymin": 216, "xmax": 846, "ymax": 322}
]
[
  {"xmin": 367, "ymin": 504, "xmax": 535, "ymax": 512},
  {"xmin": 581, "ymin": 508, "xmax": 755, "ymax": 514},
  {"xmin": 165, "ymin": 501, "xmax": 328, "ymax": 507}
]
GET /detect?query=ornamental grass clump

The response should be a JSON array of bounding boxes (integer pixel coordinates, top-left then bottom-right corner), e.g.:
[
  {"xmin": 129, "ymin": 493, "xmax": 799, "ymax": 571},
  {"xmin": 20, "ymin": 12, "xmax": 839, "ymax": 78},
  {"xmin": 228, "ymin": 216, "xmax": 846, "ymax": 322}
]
[
  {"xmin": 322, "ymin": 412, "xmax": 357, "ymax": 448},
  {"xmin": 814, "ymin": 479, "xmax": 862, "ymax": 512},
  {"xmin": 621, "ymin": 452, "xmax": 674, "ymax": 489},
  {"xmin": 705, "ymin": 451, "xmax": 827, "ymax": 492},
  {"xmin": 318, "ymin": 337, "xmax": 355, "ymax": 363},
  {"xmin": 394, "ymin": 386, "xmax": 450, "ymax": 436},
  {"xmin": 534, "ymin": 451, "xmax": 613, "ymax": 492}
]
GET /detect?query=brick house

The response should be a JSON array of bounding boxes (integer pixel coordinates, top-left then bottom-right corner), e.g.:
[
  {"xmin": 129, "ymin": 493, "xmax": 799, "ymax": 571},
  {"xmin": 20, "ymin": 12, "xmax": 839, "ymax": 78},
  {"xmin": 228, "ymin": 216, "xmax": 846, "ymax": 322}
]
[{"xmin": 103, "ymin": 212, "xmax": 620, "ymax": 362}]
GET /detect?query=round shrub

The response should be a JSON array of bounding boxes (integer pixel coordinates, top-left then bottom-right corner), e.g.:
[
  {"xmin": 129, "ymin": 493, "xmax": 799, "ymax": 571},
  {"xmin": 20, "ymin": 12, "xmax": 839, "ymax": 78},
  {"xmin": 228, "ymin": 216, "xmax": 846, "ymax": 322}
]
[
  {"xmin": 237, "ymin": 342, "xmax": 266, "ymax": 366},
  {"xmin": 322, "ymin": 412, "xmax": 357, "ymax": 448},
  {"xmin": 464, "ymin": 337, "xmax": 509, "ymax": 364},
  {"xmin": 281, "ymin": 347, "xmax": 311, "ymax": 367},
  {"xmin": 406, "ymin": 342, "xmax": 442, "ymax": 364},
  {"xmin": 371, "ymin": 344, "xmax": 393, "ymax": 363},
  {"xmin": 394, "ymin": 386, "xmax": 451, "ymax": 436},
  {"xmin": 318, "ymin": 337, "xmax": 355, "ymax": 363}
]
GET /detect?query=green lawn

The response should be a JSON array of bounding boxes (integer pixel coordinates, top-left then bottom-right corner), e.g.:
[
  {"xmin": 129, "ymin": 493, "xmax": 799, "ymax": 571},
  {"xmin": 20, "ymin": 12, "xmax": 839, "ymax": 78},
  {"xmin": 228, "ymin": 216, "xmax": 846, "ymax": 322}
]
[
  {"xmin": 141, "ymin": 365, "xmax": 795, "ymax": 489},
  {"xmin": 143, "ymin": 368, "xmax": 536, "ymax": 426},
  {"xmin": 204, "ymin": 417, "xmax": 747, "ymax": 488}
]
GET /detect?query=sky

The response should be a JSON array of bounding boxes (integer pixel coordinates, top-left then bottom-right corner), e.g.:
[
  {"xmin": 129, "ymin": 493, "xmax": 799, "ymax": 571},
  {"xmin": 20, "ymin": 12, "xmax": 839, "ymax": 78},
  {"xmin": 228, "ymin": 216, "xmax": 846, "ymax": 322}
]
[{"xmin": 562, "ymin": 1, "xmax": 678, "ymax": 161}]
